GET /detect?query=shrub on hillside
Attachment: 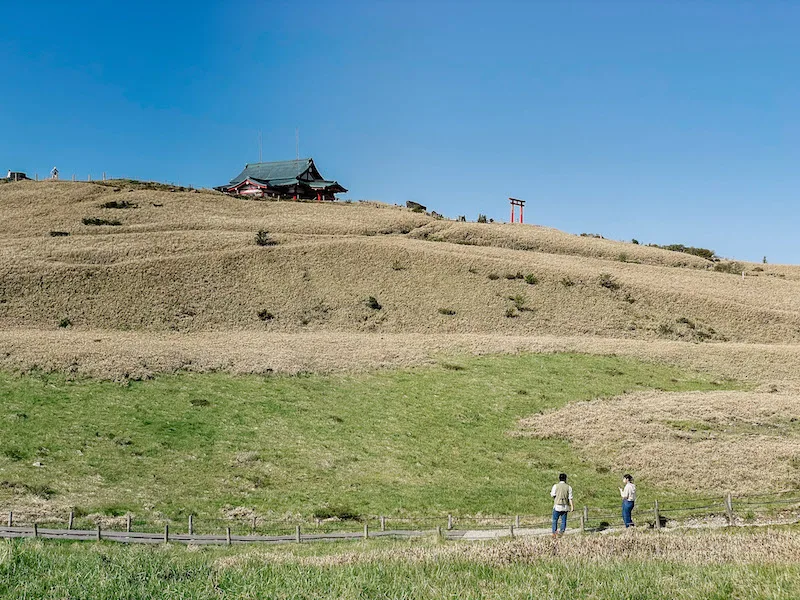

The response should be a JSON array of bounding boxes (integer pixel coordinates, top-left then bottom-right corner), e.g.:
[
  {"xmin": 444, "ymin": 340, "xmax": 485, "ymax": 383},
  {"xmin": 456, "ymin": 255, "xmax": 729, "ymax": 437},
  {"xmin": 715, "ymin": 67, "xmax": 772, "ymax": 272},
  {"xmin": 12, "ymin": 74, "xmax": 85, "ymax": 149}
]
[
  {"xmin": 49, "ymin": 231, "xmax": 69, "ymax": 237},
  {"xmin": 648, "ymin": 243, "xmax": 715, "ymax": 260},
  {"xmin": 254, "ymin": 230, "xmax": 277, "ymax": 246},
  {"xmin": 257, "ymin": 310, "xmax": 274, "ymax": 321},
  {"xmin": 365, "ymin": 296, "xmax": 382, "ymax": 310},
  {"xmin": 82, "ymin": 217, "xmax": 121, "ymax": 226},
  {"xmin": 438, "ymin": 307, "xmax": 456, "ymax": 315},
  {"xmin": 561, "ymin": 277, "xmax": 575, "ymax": 287},
  {"xmin": 487, "ymin": 273, "xmax": 500, "ymax": 280},
  {"xmin": 524, "ymin": 274, "xmax": 538, "ymax": 285},
  {"xmin": 100, "ymin": 200, "xmax": 138, "ymax": 209},
  {"xmin": 713, "ymin": 261, "xmax": 744, "ymax": 275},
  {"xmin": 598, "ymin": 273, "xmax": 620, "ymax": 290},
  {"xmin": 477, "ymin": 214, "xmax": 487, "ymax": 223}
]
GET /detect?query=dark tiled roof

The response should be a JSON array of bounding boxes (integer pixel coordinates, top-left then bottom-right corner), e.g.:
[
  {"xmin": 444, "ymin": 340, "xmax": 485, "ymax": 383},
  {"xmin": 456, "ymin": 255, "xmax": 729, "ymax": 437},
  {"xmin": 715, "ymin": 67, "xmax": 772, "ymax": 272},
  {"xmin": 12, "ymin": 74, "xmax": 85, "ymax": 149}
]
[{"xmin": 228, "ymin": 159, "xmax": 313, "ymax": 186}]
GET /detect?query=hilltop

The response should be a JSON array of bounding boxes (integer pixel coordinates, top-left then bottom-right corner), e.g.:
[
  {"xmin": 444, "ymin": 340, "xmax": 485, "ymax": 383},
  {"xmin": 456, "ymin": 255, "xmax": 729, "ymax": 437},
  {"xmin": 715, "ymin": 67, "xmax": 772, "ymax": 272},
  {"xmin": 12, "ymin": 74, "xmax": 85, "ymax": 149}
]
[{"xmin": 0, "ymin": 179, "xmax": 799, "ymax": 379}]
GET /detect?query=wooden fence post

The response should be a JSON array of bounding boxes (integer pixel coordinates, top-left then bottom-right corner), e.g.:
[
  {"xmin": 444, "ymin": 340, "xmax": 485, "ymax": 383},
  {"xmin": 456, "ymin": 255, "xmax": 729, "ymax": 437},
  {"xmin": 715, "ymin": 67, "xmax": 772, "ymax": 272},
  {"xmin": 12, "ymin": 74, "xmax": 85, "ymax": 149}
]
[
  {"xmin": 127, "ymin": 514, "xmax": 132, "ymax": 533},
  {"xmin": 189, "ymin": 515, "xmax": 193, "ymax": 535},
  {"xmin": 33, "ymin": 523, "xmax": 38, "ymax": 538},
  {"xmin": 164, "ymin": 525, "xmax": 169, "ymax": 543},
  {"xmin": 226, "ymin": 527, "xmax": 231, "ymax": 546},
  {"xmin": 363, "ymin": 523, "xmax": 369, "ymax": 539},
  {"xmin": 437, "ymin": 525, "xmax": 442, "ymax": 538},
  {"xmin": 510, "ymin": 524, "xmax": 515, "ymax": 539},
  {"xmin": 252, "ymin": 516, "xmax": 257, "ymax": 533},
  {"xmin": 380, "ymin": 516, "xmax": 386, "ymax": 531},
  {"xmin": 654, "ymin": 500, "xmax": 661, "ymax": 530},
  {"xmin": 515, "ymin": 515, "xmax": 520, "ymax": 528},
  {"xmin": 580, "ymin": 514, "xmax": 585, "ymax": 533},
  {"xmin": 295, "ymin": 525, "xmax": 301, "ymax": 543},
  {"xmin": 583, "ymin": 506, "xmax": 588, "ymax": 524},
  {"xmin": 726, "ymin": 493, "xmax": 734, "ymax": 525},
  {"xmin": 7, "ymin": 512, "xmax": 12, "ymax": 527},
  {"xmin": 447, "ymin": 514, "xmax": 453, "ymax": 530},
  {"xmin": 68, "ymin": 511, "xmax": 74, "ymax": 530},
  {"xmin": 97, "ymin": 525, "xmax": 102, "ymax": 541}
]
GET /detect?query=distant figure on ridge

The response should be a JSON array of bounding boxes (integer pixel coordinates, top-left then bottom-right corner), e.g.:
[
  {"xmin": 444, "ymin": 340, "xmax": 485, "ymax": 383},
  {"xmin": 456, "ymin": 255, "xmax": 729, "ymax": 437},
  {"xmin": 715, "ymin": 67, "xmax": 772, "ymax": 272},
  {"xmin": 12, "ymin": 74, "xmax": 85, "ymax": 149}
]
[
  {"xmin": 620, "ymin": 474, "xmax": 636, "ymax": 527},
  {"xmin": 550, "ymin": 472, "xmax": 573, "ymax": 538}
]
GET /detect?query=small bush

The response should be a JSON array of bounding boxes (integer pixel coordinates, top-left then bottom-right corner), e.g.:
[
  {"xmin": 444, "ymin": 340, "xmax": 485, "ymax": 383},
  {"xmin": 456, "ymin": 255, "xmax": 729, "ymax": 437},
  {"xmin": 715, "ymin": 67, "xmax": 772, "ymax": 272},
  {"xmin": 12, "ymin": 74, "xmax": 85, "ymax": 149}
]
[
  {"xmin": 58, "ymin": 317, "xmax": 72, "ymax": 328},
  {"xmin": 753, "ymin": 266, "xmax": 764, "ymax": 272},
  {"xmin": 561, "ymin": 277, "xmax": 575, "ymax": 287},
  {"xmin": 100, "ymin": 200, "xmax": 137, "ymax": 209},
  {"xmin": 365, "ymin": 296, "xmax": 382, "ymax": 310},
  {"xmin": 254, "ymin": 230, "xmax": 277, "ymax": 246},
  {"xmin": 713, "ymin": 261, "xmax": 744, "ymax": 275},
  {"xmin": 312, "ymin": 506, "xmax": 360, "ymax": 521},
  {"xmin": 468, "ymin": 267, "xmax": 478, "ymax": 274},
  {"xmin": 505, "ymin": 307, "xmax": 517, "ymax": 318},
  {"xmin": 390, "ymin": 259, "xmax": 405, "ymax": 271},
  {"xmin": 508, "ymin": 294, "xmax": 527, "ymax": 311},
  {"xmin": 82, "ymin": 217, "xmax": 121, "ymax": 226},
  {"xmin": 649, "ymin": 243, "xmax": 715, "ymax": 260},
  {"xmin": 617, "ymin": 253, "xmax": 629, "ymax": 263},
  {"xmin": 631, "ymin": 239, "xmax": 639, "ymax": 245},
  {"xmin": 676, "ymin": 317, "xmax": 695, "ymax": 329},
  {"xmin": 580, "ymin": 233, "xmax": 604, "ymax": 239},
  {"xmin": 505, "ymin": 272, "xmax": 524, "ymax": 280},
  {"xmin": 524, "ymin": 274, "xmax": 538, "ymax": 285},
  {"xmin": 190, "ymin": 398, "xmax": 210, "ymax": 407},
  {"xmin": 257, "ymin": 309, "xmax": 274, "ymax": 321},
  {"xmin": 598, "ymin": 273, "xmax": 620, "ymax": 290},
  {"xmin": 477, "ymin": 214, "xmax": 487, "ymax": 223},
  {"xmin": 49, "ymin": 231, "xmax": 69, "ymax": 237},
  {"xmin": 438, "ymin": 307, "xmax": 456, "ymax": 316},
  {"xmin": 487, "ymin": 273, "xmax": 500, "ymax": 280}
]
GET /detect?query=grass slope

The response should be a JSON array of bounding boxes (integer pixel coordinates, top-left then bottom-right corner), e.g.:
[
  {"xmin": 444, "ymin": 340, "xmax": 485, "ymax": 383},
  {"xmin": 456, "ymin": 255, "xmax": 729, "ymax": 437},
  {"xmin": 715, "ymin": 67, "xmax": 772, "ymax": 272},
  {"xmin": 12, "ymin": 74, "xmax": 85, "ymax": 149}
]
[
  {"xmin": 1, "ymin": 180, "xmax": 800, "ymax": 348},
  {"xmin": 0, "ymin": 354, "xmax": 730, "ymax": 525},
  {"xmin": 2, "ymin": 531, "xmax": 800, "ymax": 599}
]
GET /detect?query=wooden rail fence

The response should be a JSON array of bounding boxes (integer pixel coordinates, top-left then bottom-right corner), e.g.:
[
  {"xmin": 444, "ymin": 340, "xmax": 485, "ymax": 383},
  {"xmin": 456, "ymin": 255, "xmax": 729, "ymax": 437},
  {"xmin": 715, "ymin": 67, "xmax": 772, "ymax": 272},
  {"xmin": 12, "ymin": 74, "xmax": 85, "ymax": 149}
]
[{"xmin": 2, "ymin": 490, "xmax": 799, "ymax": 546}]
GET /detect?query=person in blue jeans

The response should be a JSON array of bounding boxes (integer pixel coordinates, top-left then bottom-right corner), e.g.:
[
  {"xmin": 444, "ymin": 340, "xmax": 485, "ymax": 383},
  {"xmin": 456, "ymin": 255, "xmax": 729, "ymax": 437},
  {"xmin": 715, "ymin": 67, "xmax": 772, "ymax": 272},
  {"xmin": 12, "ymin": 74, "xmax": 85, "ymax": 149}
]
[
  {"xmin": 550, "ymin": 473, "xmax": 573, "ymax": 537},
  {"xmin": 619, "ymin": 474, "xmax": 636, "ymax": 527}
]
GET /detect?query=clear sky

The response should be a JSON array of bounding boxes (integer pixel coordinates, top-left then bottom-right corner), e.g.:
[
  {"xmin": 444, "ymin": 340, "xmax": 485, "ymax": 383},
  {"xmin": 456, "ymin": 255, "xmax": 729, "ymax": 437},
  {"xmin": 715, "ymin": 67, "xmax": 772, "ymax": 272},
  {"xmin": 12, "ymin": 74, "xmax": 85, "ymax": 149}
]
[{"xmin": 2, "ymin": 1, "xmax": 799, "ymax": 263}]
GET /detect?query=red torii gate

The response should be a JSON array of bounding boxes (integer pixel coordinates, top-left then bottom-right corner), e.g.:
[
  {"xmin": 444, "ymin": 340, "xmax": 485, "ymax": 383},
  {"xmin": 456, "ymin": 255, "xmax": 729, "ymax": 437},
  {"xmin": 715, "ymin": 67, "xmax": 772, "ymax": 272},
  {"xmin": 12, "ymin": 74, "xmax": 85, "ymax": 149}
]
[{"xmin": 509, "ymin": 197, "xmax": 525, "ymax": 224}]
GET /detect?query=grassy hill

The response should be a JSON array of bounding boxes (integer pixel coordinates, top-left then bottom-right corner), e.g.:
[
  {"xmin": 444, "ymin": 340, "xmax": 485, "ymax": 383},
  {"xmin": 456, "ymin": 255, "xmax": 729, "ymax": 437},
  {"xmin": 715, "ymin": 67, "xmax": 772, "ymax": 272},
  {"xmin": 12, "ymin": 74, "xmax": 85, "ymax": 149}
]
[{"xmin": 1, "ymin": 180, "xmax": 799, "ymax": 348}]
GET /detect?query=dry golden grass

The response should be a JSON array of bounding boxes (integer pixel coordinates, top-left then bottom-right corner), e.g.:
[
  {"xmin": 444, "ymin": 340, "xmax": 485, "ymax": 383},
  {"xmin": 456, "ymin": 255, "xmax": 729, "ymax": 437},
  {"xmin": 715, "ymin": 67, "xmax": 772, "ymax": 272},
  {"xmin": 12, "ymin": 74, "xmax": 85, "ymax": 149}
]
[
  {"xmin": 1, "ymin": 331, "xmax": 799, "ymax": 387},
  {"xmin": 213, "ymin": 529, "xmax": 800, "ymax": 567},
  {"xmin": 2, "ymin": 181, "xmax": 800, "ymax": 344},
  {"xmin": 518, "ymin": 389, "xmax": 800, "ymax": 493}
]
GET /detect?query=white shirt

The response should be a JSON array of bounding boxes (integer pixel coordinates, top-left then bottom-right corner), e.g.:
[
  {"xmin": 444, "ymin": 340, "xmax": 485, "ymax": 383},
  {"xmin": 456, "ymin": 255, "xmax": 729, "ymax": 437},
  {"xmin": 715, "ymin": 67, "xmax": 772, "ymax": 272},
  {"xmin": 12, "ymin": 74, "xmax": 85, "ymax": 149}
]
[
  {"xmin": 621, "ymin": 482, "xmax": 636, "ymax": 502},
  {"xmin": 551, "ymin": 484, "xmax": 573, "ymax": 511}
]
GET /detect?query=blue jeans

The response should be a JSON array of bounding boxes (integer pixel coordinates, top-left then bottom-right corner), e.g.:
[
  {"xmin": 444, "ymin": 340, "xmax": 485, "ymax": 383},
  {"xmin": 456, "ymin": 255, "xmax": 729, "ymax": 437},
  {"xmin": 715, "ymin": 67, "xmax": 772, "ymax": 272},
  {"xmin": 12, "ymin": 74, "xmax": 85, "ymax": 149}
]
[
  {"xmin": 622, "ymin": 500, "xmax": 635, "ymax": 527},
  {"xmin": 552, "ymin": 509, "xmax": 568, "ymax": 533}
]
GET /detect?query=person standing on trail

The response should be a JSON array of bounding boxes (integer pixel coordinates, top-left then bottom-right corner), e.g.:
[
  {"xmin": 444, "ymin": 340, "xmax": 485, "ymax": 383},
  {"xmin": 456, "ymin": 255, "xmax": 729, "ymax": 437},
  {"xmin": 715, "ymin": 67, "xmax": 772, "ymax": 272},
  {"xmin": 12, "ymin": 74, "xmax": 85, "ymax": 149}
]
[
  {"xmin": 620, "ymin": 474, "xmax": 636, "ymax": 527},
  {"xmin": 550, "ymin": 473, "xmax": 573, "ymax": 537}
]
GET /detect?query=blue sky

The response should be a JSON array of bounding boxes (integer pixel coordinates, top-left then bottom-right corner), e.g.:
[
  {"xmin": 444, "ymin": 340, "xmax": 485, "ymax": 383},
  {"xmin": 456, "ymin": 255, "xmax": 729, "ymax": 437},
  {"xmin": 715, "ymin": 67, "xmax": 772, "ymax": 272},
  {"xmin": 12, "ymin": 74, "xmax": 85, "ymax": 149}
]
[{"xmin": 2, "ymin": 1, "xmax": 799, "ymax": 263}]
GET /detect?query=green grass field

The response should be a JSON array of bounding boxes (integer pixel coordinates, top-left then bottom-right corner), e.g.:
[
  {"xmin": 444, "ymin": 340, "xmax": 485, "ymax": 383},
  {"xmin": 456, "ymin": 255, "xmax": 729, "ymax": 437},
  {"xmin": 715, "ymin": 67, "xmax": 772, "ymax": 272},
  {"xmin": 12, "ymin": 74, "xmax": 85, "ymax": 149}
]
[
  {"xmin": 0, "ymin": 353, "xmax": 733, "ymax": 527},
  {"xmin": 2, "ymin": 532, "xmax": 799, "ymax": 600}
]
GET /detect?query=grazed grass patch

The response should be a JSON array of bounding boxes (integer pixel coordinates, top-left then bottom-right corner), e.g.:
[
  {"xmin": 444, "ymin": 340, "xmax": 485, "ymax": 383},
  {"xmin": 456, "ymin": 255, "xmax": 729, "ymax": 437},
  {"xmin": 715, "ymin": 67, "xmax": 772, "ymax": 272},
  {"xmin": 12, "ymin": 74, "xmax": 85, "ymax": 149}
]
[{"xmin": 0, "ymin": 354, "xmax": 727, "ymax": 523}]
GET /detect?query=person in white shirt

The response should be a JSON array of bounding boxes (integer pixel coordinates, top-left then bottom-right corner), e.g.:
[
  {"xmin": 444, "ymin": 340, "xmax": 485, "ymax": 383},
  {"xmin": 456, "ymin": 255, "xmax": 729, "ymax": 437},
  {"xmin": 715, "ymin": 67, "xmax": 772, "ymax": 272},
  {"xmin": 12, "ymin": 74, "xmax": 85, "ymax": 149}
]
[
  {"xmin": 619, "ymin": 474, "xmax": 636, "ymax": 527},
  {"xmin": 550, "ymin": 473, "xmax": 573, "ymax": 537}
]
